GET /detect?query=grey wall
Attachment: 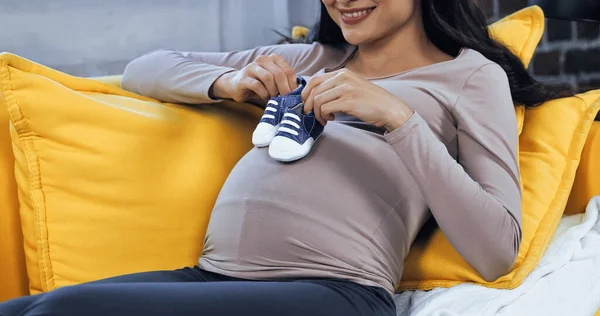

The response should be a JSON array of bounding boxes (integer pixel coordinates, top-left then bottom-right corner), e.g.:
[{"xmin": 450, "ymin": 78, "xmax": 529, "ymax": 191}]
[
  {"xmin": 0, "ymin": 0, "xmax": 321, "ymax": 77},
  {"xmin": 289, "ymin": 1, "xmax": 321, "ymax": 31}
]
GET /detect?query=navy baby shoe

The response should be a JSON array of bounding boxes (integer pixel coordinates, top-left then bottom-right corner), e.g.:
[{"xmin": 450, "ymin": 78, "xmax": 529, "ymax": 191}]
[
  {"xmin": 268, "ymin": 99, "xmax": 325, "ymax": 162},
  {"xmin": 252, "ymin": 76, "xmax": 307, "ymax": 147}
]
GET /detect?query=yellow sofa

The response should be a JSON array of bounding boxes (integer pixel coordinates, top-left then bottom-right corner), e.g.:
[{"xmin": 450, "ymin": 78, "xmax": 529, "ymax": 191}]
[
  {"xmin": 1, "ymin": 73, "xmax": 600, "ymax": 303},
  {"xmin": 1, "ymin": 7, "xmax": 600, "ymax": 306}
]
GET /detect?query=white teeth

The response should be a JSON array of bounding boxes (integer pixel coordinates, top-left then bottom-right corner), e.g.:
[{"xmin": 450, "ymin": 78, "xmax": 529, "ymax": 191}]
[{"xmin": 343, "ymin": 9, "xmax": 370, "ymax": 18}]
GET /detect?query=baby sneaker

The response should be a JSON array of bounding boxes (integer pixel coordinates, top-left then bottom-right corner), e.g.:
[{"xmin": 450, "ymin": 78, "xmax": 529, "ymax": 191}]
[
  {"xmin": 268, "ymin": 101, "xmax": 325, "ymax": 162},
  {"xmin": 252, "ymin": 76, "xmax": 307, "ymax": 147}
]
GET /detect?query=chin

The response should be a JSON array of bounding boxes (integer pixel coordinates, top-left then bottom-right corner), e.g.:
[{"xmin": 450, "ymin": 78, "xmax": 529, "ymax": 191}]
[{"xmin": 340, "ymin": 31, "xmax": 370, "ymax": 46}]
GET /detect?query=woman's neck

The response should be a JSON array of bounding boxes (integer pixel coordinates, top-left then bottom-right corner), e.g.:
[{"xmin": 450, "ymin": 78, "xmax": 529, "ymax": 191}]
[{"xmin": 346, "ymin": 17, "xmax": 453, "ymax": 79}]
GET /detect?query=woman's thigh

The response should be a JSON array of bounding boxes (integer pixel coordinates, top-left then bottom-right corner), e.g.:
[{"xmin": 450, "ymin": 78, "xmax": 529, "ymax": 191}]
[
  {"xmin": 0, "ymin": 266, "xmax": 233, "ymax": 315},
  {"xmin": 4, "ymin": 279, "xmax": 395, "ymax": 316}
]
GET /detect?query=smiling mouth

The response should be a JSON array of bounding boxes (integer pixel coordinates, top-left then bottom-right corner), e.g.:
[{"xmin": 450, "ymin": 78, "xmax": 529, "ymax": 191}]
[{"xmin": 340, "ymin": 7, "xmax": 375, "ymax": 25}]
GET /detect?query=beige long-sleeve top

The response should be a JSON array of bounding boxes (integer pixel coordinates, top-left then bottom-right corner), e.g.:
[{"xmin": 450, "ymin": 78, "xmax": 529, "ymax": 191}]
[{"xmin": 121, "ymin": 42, "xmax": 522, "ymax": 294}]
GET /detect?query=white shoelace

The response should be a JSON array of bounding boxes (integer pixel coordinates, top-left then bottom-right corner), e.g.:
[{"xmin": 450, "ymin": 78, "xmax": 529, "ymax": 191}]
[
  {"xmin": 279, "ymin": 113, "xmax": 302, "ymax": 136},
  {"xmin": 261, "ymin": 100, "xmax": 279, "ymax": 120}
]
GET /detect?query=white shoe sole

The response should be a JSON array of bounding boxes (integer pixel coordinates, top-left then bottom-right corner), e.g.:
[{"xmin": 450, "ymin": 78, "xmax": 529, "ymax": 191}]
[
  {"xmin": 268, "ymin": 135, "xmax": 315, "ymax": 162},
  {"xmin": 252, "ymin": 122, "xmax": 280, "ymax": 147}
]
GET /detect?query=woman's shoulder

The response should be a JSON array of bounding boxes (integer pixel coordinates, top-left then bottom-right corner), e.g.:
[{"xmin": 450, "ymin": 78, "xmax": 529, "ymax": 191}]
[
  {"xmin": 458, "ymin": 48, "xmax": 509, "ymax": 83},
  {"xmin": 450, "ymin": 49, "xmax": 514, "ymax": 113},
  {"xmin": 431, "ymin": 48, "xmax": 511, "ymax": 107},
  {"xmin": 386, "ymin": 48, "xmax": 507, "ymax": 87}
]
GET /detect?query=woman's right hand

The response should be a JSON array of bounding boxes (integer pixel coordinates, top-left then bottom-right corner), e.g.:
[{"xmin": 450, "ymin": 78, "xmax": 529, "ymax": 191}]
[{"xmin": 210, "ymin": 54, "xmax": 298, "ymax": 103}]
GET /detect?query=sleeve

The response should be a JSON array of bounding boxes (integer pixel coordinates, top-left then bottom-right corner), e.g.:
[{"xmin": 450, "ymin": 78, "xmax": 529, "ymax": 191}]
[
  {"xmin": 120, "ymin": 42, "xmax": 334, "ymax": 104},
  {"xmin": 384, "ymin": 63, "xmax": 522, "ymax": 282}
]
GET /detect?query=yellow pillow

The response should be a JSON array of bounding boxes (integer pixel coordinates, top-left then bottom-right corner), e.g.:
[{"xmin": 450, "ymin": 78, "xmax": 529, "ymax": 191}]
[
  {"xmin": 399, "ymin": 90, "xmax": 600, "ymax": 291},
  {"xmin": 0, "ymin": 52, "xmax": 262, "ymax": 293},
  {"xmin": 0, "ymin": 87, "xmax": 29, "ymax": 301},
  {"xmin": 565, "ymin": 123, "xmax": 600, "ymax": 215},
  {"xmin": 398, "ymin": 5, "xmax": 600, "ymax": 291},
  {"xmin": 488, "ymin": 6, "xmax": 545, "ymax": 68}
]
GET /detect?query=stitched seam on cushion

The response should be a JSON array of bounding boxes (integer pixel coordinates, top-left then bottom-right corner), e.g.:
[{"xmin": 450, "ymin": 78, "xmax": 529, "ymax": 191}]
[
  {"xmin": 522, "ymin": 10, "xmax": 544, "ymax": 66},
  {"xmin": 11, "ymin": 82, "xmax": 54, "ymax": 292},
  {"xmin": 23, "ymin": 137, "xmax": 54, "ymax": 291},
  {"xmin": 2, "ymin": 53, "xmax": 157, "ymax": 103},
  {"xmin": 0, "ymin": 61, "xmax": 47, "ymax": 291},
  {"xmin": 520, "ymin": 14, "xmax": 534, "ymax": 63},
  {"xmin": 0, "ymin": 61, "xmax": 55, "ymax": 291}
]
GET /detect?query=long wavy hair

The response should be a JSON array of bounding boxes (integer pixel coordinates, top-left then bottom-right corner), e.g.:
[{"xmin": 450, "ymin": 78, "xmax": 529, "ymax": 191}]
[{"xmin": 288, "ymin": 1, "xmax": 573, "ymax": 107}]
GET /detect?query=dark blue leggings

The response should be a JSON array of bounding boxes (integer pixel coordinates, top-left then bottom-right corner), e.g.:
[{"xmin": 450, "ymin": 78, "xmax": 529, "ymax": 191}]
[{"xmin": 0, "ymin": 266, "xmax": 396, "ymax": 316}]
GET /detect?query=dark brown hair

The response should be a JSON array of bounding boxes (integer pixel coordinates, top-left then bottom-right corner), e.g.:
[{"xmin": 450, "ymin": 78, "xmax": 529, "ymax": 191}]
[{"xmin": 288, "ymin": 1, "xmax": 574, "ymax": 107}]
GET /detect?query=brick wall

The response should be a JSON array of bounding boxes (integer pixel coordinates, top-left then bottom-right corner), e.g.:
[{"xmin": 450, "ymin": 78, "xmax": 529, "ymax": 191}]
[{"xmin": 479, "ymin": 0, "xmax": 600, "ymax": 95}]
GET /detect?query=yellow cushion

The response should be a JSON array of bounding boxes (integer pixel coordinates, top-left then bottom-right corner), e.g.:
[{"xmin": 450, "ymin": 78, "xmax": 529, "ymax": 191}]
[
  {"xmin": 565, "ymin": 122, "xmax": 600, "ymax": 215},
  {"xmin": 89, "ymin": 75, "xmax": 122, "ymax": 88},
  {"xmin": 0, "ymin": 88, "xmax": 29, "ymax": 302},
  {"xmin": 400, "ymin": 90, "xmax": 600, "ymax": 291},
  {"xmin": 0, "ymin": 52, "xmax": 262, "ymax": 293},
  {"xmin": 488, "ymin": 6, "xmax": 545, "ymax": 68},
  {"xmin": 398, "ymin": 5, "xmax": 600, "ymax": 291}
]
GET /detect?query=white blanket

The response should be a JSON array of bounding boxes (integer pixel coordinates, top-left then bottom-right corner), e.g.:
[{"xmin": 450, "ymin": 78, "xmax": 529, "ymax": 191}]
[{"xmin": 395, "ymin": 196, "xmax": 600, "ymax": 316}]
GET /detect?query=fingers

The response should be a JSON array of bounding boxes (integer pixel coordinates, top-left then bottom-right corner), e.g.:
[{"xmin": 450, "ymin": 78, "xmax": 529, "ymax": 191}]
[
  {"xmin": 320, "ymin": 99, "xmax": 344, "ymax": 122},
  {"xmin": 233, "ymin": 54, "xmax": 299, "ymax": 102},
  {"xmin": 255, "ymin": 55, "xmax": 292, "ymax": 96},
  {"xmin": 248, "ymin": 63, "xmax": 278, "ymax": 97},
  {"xmin": 251, "ymin": 54, "xmax": 298, "ymax": 97},
  {"xmin": 302, "ymin": 72, "xmax": 340, "ymax": 115},
  {"xmin": 244, "ymin": 77, "xmax": 270, "ymax": 101},
  {"xmin": 312, "ymin": 85, "xmax": 345, "ymax": 125},
  {"xmin": 270, "ymin": 54, "xmax": 298, "ymax": 92}
]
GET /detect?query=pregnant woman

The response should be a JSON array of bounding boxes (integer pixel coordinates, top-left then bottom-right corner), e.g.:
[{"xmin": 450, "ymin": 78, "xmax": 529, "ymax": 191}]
[{"xmin": 0, "ymin": 0, "xmax": 568, "ymax": 315}]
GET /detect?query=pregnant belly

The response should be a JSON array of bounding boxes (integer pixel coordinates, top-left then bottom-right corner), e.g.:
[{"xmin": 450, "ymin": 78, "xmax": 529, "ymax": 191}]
[{"xmin": 201, "ymin": 198, "xmax": 368, "ymax": 274}]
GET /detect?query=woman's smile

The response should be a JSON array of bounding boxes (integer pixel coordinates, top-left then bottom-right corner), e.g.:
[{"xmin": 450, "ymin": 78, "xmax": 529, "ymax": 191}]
[{"xmin": 339, "ymin": 7, "xmax": 376, "ymax": 25}]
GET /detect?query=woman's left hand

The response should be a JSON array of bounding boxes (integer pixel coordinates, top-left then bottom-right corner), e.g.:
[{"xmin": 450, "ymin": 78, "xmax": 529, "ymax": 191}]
[{"xmin": 301, "ymin": 69, "xmax": 414, "ymax": 132}]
